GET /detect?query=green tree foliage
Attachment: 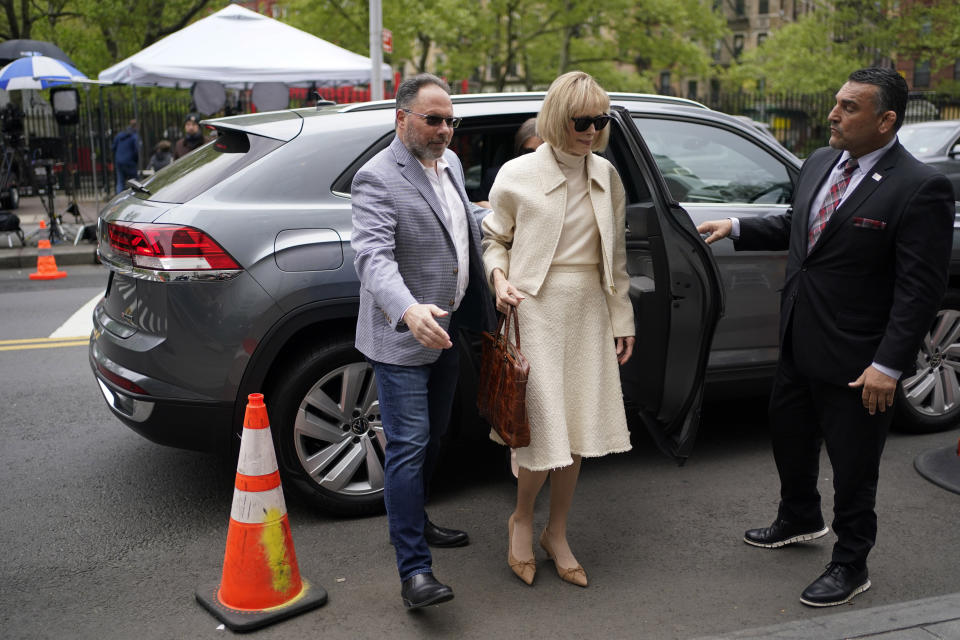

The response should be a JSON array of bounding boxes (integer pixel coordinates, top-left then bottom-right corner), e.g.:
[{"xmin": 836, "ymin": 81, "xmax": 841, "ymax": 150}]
[
  {"xmin": 0, "ymin": 0, "xmax": 215, "ymax": 76},
  {"xmin": 286, "ymin": 0, "xmax": 726, "ymax": 92},
  {"xmin": 0, "ymin": 0, "xmax": 77, "ymax": 41},
  {"xmin": 894, "ymin": 0, "xmax": 960, "ymax": 88},
  {"xmin": 729, "ymin": 0, "xmax": 960, "ymax": 93},
  {"xmin": 284, "ymin": 0, "xmax": 473, "ymax": 77},
  {"xmin": 1, "ymin": 0, "xmax": 726, "ymax": 94}
]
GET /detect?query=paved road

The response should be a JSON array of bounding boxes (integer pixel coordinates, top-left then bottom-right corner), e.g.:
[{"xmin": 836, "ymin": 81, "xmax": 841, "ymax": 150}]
[{"xmin": 1, "ymin": 265, "xmax": 959, "ymax": 639}]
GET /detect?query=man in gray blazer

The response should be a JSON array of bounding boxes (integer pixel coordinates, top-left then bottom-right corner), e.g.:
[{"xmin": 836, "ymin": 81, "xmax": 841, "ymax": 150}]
[{"xmin": 351, "ymin": 73, "xmax": 495, "ymax": 609}]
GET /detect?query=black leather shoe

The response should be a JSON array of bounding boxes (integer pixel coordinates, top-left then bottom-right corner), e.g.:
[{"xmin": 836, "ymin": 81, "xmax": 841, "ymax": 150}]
[
  {"xmin": 424, "ymin": 519, "xmax": 469, "ymax": 547},
  {"xmin": 744, "ymin": 518, "xmax": 829, "ymax": 548},
  {"xmin": 401, "ymin": 572, "xmax": 454, "ymax": 609},
  {"xmin": 800, "ymin": 562, "xmax": 870, "ymax": 607}
]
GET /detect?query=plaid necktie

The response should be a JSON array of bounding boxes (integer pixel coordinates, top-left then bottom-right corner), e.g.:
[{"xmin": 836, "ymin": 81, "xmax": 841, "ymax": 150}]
[{"xmin": 808, "ymin": 157, "xmax": 858, "ymax": 253}]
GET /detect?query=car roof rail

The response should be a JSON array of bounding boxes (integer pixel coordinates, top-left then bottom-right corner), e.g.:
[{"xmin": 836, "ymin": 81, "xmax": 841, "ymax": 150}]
[
  {"xmin": 340, "ymin": 91, "xmax": 708, "ymax": 113},
  {"xmin": 608, "ymin": 92, "xmax": 708, "ymax": 109}
]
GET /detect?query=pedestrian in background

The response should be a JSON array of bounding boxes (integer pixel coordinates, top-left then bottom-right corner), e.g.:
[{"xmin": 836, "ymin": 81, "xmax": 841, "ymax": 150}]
[
  {"xmin": 173, "ymin": 113, "xmax": 206, "ymax": 159},
  {"xmin": 111, "ymin": 119, "xmax": 139, "ymax": 193},
  {"xmin": 146, "ymin": 140, "xmax": 173, "ymax": 173},
  {"xmin": 351, "ymin": 73, "xmax": 495, "ymax": 610},
  {"xmin": 697, "ymin": 67, "xmax": 954, "ymax": 607},
  {"xmin": 482, "ymin": 71, "xmax": 635, "ymax": 588}
]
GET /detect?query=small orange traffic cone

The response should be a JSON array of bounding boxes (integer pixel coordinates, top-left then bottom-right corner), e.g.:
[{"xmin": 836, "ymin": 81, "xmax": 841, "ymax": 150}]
[
  {"xmin": 196, "ymin": 393, "xmax": 326, "ymax": 631},
  {"xmin": 28, "ymin": 239, "xmax": 67, "ymax": 280},
  {"xmin": 39, "ymin": 219, "xmax": 47, "ymax": 229}
]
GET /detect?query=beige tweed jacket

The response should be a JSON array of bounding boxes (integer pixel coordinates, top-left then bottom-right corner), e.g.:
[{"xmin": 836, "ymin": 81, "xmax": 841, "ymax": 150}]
[{"xmin": 481, "ymin": 143, "xmax": 635, "ymax": 337}]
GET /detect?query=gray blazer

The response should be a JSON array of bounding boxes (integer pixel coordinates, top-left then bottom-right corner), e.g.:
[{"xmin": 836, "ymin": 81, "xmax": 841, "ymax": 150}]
[{"xmin": 352, "ymin": 136, "xmax": 495, "ymax": 366}]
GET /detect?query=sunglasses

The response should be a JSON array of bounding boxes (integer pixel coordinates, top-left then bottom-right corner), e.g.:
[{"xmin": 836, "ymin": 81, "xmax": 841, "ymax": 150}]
[
  {"xmin": 570, "ymin": 114, "xmax": 612, "ymax": 132},
  {"xmin": 401, "ymin": 109, "xmax": 462, "ymax": 128}
]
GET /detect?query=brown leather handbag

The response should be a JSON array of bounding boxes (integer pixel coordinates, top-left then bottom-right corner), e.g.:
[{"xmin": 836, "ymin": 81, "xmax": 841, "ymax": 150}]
[{"xmin": 477, "ymin": 306, "xmax": 531, "ymax": 448}]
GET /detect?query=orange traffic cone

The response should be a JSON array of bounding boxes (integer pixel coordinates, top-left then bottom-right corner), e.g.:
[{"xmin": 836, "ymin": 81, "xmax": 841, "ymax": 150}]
[
  {"xmin": 196, "ymin": 393, "xmax": 326, "ymax": 631},
  {"xmin": 28, "ymin": 239, "xmax": 67, "ymax": 280},
  {"xmin": 38, "ymin": 219, "xmax": 47, "ymax": 229}
]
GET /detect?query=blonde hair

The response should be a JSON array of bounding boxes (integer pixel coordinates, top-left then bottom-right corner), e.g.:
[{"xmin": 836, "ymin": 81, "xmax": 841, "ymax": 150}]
[{"xmin": 537, "ymin": 71, "xmax": 610, "ymax": 152}]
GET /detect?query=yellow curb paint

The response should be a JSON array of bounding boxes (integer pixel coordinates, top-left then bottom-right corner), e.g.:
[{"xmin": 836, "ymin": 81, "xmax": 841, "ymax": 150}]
[{"xmin": 260, "ymin": 508, "xmax": 292, "ymax": 594}]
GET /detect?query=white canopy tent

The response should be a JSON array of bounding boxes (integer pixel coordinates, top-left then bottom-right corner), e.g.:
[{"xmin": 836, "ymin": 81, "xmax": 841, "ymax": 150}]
[{"xmin": 98, "ymin": 4, "xmax": 391, "ymax": 110}]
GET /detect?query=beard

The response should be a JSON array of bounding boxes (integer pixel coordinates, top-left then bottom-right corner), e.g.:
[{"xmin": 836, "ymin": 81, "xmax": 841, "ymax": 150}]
[{"xmin": 402, "ymin": 129, "xmax": 450, "ymax": 163}]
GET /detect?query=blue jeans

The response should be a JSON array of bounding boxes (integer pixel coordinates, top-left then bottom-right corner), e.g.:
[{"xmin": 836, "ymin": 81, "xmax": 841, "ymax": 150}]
[
  {"xmin": 370, "ymin": 329, "xmax": 460, "ymax": 581},
  {"xmin": 115, "ymin": 163, "xmax": 137, "ymax": 193}
]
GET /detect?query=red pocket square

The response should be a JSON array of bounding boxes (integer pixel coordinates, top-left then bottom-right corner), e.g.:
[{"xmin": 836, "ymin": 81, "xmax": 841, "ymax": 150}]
[{"xmin": 852, "ymin": 217, "xmax": 887, "ymax": 230}]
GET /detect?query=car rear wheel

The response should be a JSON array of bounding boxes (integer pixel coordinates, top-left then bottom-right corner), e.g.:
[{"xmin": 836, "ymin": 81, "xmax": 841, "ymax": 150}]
[
  {"xmin": 268, "ymin": 336, "xmax": 386, "ymax": 516},
  {"xmin": 895, "ymin": 295, "xmax": 960, "ymax": 434}
]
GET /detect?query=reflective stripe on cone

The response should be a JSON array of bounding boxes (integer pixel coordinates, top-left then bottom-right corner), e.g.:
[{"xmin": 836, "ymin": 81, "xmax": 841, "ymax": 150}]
[{"xmin": 29, "ymin": 239, "xmax": 67, "ymax": 280}]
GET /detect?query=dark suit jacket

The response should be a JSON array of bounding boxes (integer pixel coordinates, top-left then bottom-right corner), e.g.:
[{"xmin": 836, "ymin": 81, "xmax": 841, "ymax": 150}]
[{"xmin": 736, "ymin": 141, "xmax": 955, "ymax": 386}]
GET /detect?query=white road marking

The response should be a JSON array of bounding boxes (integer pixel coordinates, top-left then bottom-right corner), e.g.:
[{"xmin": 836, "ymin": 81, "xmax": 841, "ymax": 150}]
[{"xmin": 49, "ymin": 292, "xmax": 103, "ymax": 338}]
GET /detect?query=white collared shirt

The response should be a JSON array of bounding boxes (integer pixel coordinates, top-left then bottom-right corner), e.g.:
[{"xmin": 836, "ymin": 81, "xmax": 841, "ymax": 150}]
[{"xmin": 422, "ymin": 156, "xmax": 469, "ymax": 309}]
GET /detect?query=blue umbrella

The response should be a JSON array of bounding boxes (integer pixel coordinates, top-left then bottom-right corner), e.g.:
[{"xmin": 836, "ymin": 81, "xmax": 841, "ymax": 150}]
[{"xmin": 0, "ymin": 54, "xmax": 90, "ymax": 90}]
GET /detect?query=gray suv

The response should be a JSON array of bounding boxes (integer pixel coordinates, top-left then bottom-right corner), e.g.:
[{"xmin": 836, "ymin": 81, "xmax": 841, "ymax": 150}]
[{"xmin": 90, "ymin": 94, "xmax": 960, "ymax": 515}]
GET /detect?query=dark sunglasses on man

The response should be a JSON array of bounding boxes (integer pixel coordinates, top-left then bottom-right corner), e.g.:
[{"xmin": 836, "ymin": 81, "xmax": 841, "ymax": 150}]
[
  {"xmin": 401, "ymin": 108, "xmax": 462, "ymax": 128},
  {"xmin": 570, "ymin": 114, "xmax": 612, "ymax": 132}
]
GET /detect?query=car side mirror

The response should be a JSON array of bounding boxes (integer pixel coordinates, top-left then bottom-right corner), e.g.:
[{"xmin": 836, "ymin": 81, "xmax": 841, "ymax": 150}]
[{"xmin": 948, "ymin": 143, "xmax": 960, "ymax": 159}]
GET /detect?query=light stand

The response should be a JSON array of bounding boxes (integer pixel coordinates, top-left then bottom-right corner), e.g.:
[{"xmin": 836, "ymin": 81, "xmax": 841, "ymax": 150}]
[{"xmin": 50, "ymin": 86, "xmax": 95, "ymax": 244}]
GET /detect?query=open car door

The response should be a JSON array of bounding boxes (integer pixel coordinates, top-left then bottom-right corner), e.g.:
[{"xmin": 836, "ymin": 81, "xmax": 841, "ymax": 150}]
[{"xmin": 605, "ymin": 106, "xmax": 725, "ymax": 463}]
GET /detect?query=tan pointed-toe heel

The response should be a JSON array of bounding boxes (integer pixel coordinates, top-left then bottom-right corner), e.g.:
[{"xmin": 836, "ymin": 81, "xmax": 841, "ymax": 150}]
[
  {"xmin": 539, "ymin": 528, "xmax": 587, "ymax": 587},
  {"xmin": 508, "ymin": 515, "xmax": 536, "ymax": 585}
]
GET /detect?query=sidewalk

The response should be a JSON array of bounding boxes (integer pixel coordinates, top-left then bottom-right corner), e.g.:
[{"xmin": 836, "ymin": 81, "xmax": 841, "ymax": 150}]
[
  {"xmin": 0, "ymin": 195, "xmax": 103, "ymax": 270},
  {"xmin": 693, "ymin": 592, "xmax": 960, "ymax": 639}
]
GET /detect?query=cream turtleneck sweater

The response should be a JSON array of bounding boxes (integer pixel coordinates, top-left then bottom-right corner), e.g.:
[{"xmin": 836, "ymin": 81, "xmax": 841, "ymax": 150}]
[{"xmin": 551, "ymin": 146, "xmax": 602, "ymax": 266}]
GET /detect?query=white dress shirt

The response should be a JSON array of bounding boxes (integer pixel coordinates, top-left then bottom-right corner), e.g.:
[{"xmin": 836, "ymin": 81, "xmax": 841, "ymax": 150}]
[{"xmin": 423, "ymin": 156, "xmax": 469, "ymax": 308}]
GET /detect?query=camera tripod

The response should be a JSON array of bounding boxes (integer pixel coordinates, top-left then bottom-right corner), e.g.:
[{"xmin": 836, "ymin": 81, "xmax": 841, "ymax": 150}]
[{"xmin": 30, "ymin": 156, "xmax": 90, "ymax": 245}]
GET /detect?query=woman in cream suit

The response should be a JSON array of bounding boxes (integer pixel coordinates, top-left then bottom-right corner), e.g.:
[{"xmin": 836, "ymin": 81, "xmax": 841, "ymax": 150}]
[{"xmin": 482, "ymin": 71, "xmax": 635, "ymax": 588}]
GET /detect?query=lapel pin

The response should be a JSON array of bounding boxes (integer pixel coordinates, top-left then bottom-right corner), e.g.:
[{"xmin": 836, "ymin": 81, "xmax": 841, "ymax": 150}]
[{"xmin": 872, "ymin": 172, "xmax": 882, "ymax": 182}]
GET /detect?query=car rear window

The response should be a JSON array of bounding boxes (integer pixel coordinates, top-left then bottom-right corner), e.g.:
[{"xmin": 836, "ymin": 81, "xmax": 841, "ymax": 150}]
[{"xmin": 136, "ymin": 129, "xmax": 285, "ymax": 204}]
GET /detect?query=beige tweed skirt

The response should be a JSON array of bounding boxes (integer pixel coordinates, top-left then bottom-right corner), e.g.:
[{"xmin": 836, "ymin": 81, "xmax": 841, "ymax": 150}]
[{"xmin": 490, "ymin": 265, "xmax": 632, "ymax": 471}]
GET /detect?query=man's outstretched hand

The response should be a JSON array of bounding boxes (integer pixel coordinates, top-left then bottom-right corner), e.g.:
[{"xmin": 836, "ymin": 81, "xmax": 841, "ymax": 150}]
[
  {"xmin": 697, "ymin": 219, "xmax": 733, "ymax": 245},
  {"xmin": 403, "ymin": 304, "xmax": 453, "ymax": 349}
]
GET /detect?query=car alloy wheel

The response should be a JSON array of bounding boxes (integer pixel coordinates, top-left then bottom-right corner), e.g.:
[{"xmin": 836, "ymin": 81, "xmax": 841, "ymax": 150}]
[
  {"xmin": 897, "ymin": 306, "xmax": 960, "ymax": 432},
  {"xmin": 293, "ymin": 361, "xmax": 384, "ymax": 498},
  {"xmin": 267, "ymin": 337, "xmax": 388, "ymax": 515}
]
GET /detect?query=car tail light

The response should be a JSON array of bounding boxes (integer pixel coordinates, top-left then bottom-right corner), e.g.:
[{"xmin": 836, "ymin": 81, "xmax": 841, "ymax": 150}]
[{"xmin": 105, "ymin": 221, "xmax": 241, "ymax": 272}]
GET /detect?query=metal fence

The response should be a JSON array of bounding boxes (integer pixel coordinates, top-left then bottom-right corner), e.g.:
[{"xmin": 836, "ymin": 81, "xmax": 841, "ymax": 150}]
[
  {"xmin": 5, "ymin": 86, "xmax": 960, "ymax": 203},
  {"xmin": 10, "ymin": 86, "xmax": 192, "ymax": 202},
  {"xmin": 700, "ymin": 91, "xmax": 960, "ymax": 158}
]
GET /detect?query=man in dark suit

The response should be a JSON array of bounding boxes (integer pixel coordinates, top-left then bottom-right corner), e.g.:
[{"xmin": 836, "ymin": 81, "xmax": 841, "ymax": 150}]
[
  {"xmin": 698, "ymin": 67, "xmax": 955, "ymax": 607},
  {"xmin": 351, "ymin": 74, "xmax": 495, "ymax": 609}
]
